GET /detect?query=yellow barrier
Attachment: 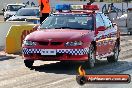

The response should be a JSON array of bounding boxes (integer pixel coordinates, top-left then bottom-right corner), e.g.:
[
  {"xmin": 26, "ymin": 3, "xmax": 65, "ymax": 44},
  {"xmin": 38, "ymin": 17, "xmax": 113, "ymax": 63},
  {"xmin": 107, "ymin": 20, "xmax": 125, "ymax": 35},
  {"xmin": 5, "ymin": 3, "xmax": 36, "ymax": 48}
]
[{"xmin": 5, "ymin": 24, "xmax": 36, "ymax": 54}]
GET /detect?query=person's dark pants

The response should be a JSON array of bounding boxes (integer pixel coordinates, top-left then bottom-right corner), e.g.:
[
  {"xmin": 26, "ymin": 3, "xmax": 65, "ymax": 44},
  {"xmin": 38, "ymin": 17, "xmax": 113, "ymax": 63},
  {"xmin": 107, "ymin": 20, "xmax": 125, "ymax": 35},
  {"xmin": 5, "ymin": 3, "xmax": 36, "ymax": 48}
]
[{"xmin": 40, "ymin": 13, "xmax": 49, "ymax": 24}]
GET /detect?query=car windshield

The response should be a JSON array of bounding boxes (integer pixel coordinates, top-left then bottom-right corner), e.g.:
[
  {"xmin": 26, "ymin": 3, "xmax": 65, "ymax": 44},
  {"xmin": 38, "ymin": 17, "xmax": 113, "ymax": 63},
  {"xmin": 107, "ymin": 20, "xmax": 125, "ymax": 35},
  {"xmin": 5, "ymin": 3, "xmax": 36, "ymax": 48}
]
[
  {"xmin": 7, "ymin": 5, "xmax": 25, "ymax": 11},
  {"xmin": 40, "ymin": 14, "xmax": 94, "ymax": 30},
  {"xmin": 16, "ymin": 9, "xmax": 39, "ymax": 16}
]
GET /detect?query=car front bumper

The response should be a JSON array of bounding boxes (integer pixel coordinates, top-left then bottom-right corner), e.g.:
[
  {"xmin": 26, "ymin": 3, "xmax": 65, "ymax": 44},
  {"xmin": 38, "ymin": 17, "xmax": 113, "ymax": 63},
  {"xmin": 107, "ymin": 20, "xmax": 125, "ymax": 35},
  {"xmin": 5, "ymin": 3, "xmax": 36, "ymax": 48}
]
[
  {"xmin": 4, "ymin": 15, "xmax": 13, "ymax": 20},
  {"xmin": 22, "ymin": 48, "xmax": 89, "ymax": 61}
]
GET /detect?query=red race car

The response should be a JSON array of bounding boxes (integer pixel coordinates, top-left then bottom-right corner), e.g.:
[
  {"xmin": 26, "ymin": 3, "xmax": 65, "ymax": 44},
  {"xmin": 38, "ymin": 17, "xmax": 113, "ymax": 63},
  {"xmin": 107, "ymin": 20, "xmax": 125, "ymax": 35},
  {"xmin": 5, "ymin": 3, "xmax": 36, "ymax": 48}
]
[{"xmin": 22, "ymin": 4, "xmax": 120, "ymax": 68}]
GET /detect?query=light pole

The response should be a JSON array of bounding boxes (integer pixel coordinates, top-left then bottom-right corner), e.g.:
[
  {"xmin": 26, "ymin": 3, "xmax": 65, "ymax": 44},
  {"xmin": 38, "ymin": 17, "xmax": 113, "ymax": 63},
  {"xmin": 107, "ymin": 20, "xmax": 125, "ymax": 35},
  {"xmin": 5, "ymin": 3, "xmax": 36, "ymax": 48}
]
[
  {"xmin": 122, "ymin": 0, "xmax": 124, "ymax": 15},
  {"xmin": 126, "ymin": 0, "xmax": 128, "ymax": 13}
]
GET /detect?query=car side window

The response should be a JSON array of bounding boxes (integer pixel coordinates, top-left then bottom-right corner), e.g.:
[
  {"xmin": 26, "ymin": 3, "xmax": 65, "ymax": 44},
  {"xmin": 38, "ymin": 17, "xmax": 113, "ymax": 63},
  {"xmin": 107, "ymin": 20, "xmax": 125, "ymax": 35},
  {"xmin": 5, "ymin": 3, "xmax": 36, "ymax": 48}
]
[
  {"xmin": 100, "ymin": 14, "xmax": 113, "ymax": 28},
  {"xmin": 96, "ymin": 14, "xmax": 105, "ymax": 28}
]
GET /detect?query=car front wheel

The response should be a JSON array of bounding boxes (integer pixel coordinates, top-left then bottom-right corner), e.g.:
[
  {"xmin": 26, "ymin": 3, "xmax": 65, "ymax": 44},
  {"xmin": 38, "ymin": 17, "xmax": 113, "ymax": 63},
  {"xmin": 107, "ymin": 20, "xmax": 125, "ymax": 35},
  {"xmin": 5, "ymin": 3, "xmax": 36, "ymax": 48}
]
[
  {"xmin": 4, "ymin": 18, "xmax": 7, "ymax": 21},
  {"xmin": 107, "ymin": 42, "xmax": 119, "ymax": 63},
  {"xmin": 24, "ymin": 60, "xmax": 34, "ymax": 68},
  {"xmin": 85, "ymin": 44, "xmax": 96, "ymax": 68}
]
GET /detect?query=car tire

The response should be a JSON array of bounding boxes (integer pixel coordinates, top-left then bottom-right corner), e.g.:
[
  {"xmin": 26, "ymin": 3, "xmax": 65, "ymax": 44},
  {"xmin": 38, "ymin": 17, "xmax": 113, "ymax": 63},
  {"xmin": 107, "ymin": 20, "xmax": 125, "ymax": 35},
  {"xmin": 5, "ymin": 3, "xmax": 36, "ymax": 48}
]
[
  {"xmin": 24, "ymin": 60, "xmax": 34, "ymax": 68},
  {"xmin": 107, "ymin": 42, "xmax": 119, "ymax": 63},
  {"xmin": 130, "ymin": 32, "xmax": 132, "ymax": 35},
  {"xmin": 85, "ymin": 44, "xmax": 96, "ymax": 68},
  {"xmin": 4, "ymin": 18, "xmax": 7, "ymax": 21},
  {"xmin": 60, "ymin": 61, "xmax": 68, "ymax": 64}
]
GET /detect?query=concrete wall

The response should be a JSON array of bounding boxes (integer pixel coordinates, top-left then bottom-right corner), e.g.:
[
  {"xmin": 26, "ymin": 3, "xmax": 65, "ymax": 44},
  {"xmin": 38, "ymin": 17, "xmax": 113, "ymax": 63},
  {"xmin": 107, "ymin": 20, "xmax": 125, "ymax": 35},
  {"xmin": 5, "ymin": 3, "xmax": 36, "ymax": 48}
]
[{"xmin": 93, "ymin": 2, "xmax": 132, "ymax": 12}]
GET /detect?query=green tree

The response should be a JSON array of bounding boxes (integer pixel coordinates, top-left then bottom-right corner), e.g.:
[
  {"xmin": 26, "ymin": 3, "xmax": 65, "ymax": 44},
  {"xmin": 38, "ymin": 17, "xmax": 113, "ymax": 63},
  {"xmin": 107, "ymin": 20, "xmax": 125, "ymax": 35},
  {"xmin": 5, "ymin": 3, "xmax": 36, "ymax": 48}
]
[{"xmin": 123, "ymin": 0, "xmax": 132, "ymax": 2}]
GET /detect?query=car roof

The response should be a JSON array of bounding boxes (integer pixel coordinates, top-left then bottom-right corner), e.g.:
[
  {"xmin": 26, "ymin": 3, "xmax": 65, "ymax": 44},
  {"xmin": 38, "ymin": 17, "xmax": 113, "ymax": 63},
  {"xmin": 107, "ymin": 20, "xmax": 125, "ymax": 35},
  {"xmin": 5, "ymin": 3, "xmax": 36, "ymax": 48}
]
[
  {"xmin": 7, "ymin": 3, "xmax": 25, "ymax": 6},
  {"xmin": 20, "ymin": 7, "xmax": 39, "ymax": 10}
]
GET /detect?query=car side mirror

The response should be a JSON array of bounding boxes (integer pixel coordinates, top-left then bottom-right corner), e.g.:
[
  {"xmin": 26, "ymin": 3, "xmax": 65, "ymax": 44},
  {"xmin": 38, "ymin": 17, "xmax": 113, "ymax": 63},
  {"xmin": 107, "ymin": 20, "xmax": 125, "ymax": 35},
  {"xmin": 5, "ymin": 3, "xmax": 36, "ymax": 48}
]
[
  {"xmin": 33, "ymin": 25, "xmax": 40, "ymax": 31},
  {"xmin": 95, "ymin": 26, "xmax": 106, "ymax": 34}
]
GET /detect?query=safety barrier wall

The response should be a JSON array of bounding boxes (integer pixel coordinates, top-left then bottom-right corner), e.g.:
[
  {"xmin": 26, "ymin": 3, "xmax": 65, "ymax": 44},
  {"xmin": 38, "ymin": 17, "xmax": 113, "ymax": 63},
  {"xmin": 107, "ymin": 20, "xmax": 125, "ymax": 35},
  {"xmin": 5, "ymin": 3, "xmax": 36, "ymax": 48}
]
[
  {"xmin": 108, "ymin": 12, "xmax": 128, "ymax": 28},
  {"xmin": 115, "ymin": 18, "xmax": 127, "ymax": 27},
  {"xmin": 5, "ymin": 24, "xmax": 36, "ymax": 54}
]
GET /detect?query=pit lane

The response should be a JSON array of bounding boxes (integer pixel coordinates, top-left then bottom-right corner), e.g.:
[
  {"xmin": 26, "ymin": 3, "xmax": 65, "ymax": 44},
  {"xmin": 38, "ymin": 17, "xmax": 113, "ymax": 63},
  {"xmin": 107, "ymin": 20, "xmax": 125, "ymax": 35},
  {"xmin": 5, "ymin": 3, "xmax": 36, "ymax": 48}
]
[{"xmin": 0, "ymin": 34, "xmax": 132, "ymax": 88}]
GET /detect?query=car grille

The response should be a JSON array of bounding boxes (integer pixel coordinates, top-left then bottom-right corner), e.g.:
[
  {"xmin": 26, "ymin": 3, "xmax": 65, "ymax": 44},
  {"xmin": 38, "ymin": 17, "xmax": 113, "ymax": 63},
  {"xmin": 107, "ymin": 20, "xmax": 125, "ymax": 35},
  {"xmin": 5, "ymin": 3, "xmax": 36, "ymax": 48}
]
[
  {"xmin": 51, "ymin": 42, "xmax": 63, "ymax": 45},
  {"xmin": 38, "ymin": 42, "xmax": 49, "ymax": 45},
  {"xmin": 38, "ymin": 41, "xmax": 63, "ymax": 46},
  {"xmin": 9, "ymin": 15, "xmax": 13, "ymax": 17}
]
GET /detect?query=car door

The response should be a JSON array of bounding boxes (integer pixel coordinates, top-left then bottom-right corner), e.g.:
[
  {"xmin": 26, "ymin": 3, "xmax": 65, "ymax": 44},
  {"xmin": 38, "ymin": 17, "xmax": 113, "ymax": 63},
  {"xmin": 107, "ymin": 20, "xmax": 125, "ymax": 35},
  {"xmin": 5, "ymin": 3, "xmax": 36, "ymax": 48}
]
[
  {"xmin": 100, "ymin": 13, "xmax": 117, "ymax": 54},
  {"xmin": 95, "ymin": 13, "xmax": 108, "ymax": 56}
]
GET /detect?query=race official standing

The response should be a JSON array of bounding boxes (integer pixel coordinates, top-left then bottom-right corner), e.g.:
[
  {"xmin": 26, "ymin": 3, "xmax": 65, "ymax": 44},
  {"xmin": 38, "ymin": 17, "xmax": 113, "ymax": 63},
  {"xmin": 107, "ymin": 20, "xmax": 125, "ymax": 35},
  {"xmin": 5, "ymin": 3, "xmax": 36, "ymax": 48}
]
[{"xmin": 39, "ymin": 0, "xmax": 51, "ymax": 24}]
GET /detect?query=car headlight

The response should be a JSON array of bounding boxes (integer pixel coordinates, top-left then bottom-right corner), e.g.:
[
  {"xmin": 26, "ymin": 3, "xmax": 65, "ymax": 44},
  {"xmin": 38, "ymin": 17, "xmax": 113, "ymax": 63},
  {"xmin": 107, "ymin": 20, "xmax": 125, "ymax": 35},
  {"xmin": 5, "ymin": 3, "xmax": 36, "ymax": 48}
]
[
  {"xmin": 23, "ymin": 40, "xmax": 37, "ymax": 46},
  {"xmin": 65, "ymin": 41, "xmax": 83, "ymax": 46}
]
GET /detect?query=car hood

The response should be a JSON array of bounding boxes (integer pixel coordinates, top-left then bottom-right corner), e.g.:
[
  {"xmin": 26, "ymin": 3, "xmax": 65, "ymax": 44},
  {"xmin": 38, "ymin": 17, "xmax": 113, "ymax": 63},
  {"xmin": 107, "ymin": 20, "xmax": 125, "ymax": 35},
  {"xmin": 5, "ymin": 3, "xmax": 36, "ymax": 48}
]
[
  {"xmin": 7, "ymin": 16, "xmax": 38, "ymax": 21},
  {"xmin": 25, "ymin": 29, "xmax": 94, "ymax": 42}
]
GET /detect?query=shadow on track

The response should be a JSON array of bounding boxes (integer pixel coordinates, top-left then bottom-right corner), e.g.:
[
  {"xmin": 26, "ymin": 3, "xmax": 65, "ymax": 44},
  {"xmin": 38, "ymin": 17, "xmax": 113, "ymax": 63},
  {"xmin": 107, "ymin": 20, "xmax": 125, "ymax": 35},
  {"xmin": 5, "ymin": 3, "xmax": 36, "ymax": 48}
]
[
  {"xmin": 0, "ymin": 55, "xmax": 16, "ymax": 61},
  {"xmin": 31, "ymin": 60, "xmax": 132, "ymax": 75}
]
